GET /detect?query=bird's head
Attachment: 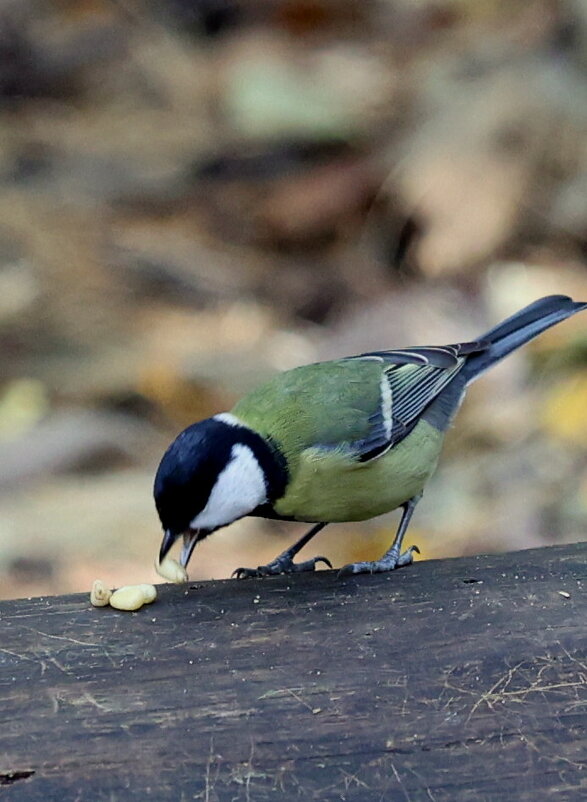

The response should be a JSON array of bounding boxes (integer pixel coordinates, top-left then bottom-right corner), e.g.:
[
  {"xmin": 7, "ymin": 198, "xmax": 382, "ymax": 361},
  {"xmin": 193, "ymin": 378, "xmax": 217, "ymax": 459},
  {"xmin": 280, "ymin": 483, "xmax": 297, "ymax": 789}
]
[{"xmin": 154, "ymin": 414, "xmax": 287, "ymax": 570}]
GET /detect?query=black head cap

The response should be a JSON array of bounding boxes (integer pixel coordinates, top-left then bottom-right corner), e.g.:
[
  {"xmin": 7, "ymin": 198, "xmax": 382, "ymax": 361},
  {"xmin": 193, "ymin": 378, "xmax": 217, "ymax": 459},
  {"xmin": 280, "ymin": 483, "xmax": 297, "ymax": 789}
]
[
  {"xmin": 154, "ymin": 418, "xmax": 231, "ymax": 537},
  {"xmin": 154, "ymin": 416, "xmax": 287, "ymax": 539}
]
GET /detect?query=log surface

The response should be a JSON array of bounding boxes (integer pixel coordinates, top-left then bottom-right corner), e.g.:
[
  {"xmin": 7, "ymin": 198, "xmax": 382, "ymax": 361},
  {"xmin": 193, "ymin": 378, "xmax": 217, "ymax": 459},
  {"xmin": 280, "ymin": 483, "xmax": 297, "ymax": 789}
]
[{"xmin": 1, "ymin": 542, "xmax": 587, "ymax": 801}]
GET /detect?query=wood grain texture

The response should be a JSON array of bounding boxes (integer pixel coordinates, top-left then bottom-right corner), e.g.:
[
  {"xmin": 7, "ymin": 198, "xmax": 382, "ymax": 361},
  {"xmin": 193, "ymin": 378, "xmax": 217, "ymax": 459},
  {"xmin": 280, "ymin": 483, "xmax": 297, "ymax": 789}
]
[{"xmin": 1, "ymin": 542, "xmax": 586, "ymax": 801}]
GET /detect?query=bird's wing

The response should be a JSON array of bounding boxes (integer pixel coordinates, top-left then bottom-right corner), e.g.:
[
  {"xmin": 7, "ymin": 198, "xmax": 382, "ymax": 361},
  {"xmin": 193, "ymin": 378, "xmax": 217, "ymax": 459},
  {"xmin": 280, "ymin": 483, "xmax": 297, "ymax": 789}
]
[
  {"xmin": 343, "ymin": 342, "xmax": 484, "ymax": 460},
  {"xmin": 348, "ymin": 341, "xmax": 484, "ymax": 368},
  {"xmin": 232, "ymin": 341, "xmax": 485, "ymax": 466}
]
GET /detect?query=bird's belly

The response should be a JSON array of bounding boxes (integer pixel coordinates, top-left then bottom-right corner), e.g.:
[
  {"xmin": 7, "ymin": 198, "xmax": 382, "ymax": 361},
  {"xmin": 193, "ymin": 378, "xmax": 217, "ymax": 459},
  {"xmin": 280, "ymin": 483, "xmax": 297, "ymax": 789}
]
[{"xmin": 273, "ymin": 421, "xmax": 444, "ymax": 523}]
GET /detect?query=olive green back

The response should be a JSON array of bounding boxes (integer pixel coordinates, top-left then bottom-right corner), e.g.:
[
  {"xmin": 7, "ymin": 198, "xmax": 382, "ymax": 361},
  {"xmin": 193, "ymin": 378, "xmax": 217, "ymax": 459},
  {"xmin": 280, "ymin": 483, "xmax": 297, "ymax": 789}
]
[{"xmin": 231, "ymin": 359, "xmax": 383, "ymax": 469}]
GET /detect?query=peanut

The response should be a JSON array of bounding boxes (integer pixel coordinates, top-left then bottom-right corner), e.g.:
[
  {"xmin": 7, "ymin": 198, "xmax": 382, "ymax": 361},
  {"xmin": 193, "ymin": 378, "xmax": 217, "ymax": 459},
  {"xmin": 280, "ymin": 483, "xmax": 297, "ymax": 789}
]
[
  {"xmin": 138, "ymin": 583, "xmax": 157, "ymax": 604},
  {"xmin": 90, "ymin": 579, "xmax": 112, "ymax": 607},
  {"xmin": 109, "ymin": 584, "xmax": 157, "ymax": 611},
  {"xmin": 155, "ymin": 555, "xmax": 188, "ymax": 584}
]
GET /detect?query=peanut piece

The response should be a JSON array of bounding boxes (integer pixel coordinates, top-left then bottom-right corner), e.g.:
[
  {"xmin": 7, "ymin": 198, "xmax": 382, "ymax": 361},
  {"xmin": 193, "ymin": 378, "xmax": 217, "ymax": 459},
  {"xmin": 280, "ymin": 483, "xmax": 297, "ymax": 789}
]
[
  {"xmin": 155, "ymin": 555, "xmax": 188, "ymax": 584},
  {"xmin": 138, "ymin": 583, "xmax": 157, "ymax": 604},
  {"xmin": 90, "ymin": 579, "xmax": 112, "ymax": 607},
  {"xmin": 109, "ymin": 585, "xmax": 148, "ymax": 611}
]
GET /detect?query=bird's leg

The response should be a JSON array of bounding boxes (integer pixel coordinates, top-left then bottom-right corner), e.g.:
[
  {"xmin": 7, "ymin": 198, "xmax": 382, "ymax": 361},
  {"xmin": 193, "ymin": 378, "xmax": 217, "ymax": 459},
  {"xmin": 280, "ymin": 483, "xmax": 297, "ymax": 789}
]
[
  {"xmin": 339, "ymin": 495, "xmax": 422, "ymax": 576},
  {"xmin": 232, "ymin": 522, "xmax": 331, "ymax": 579}
]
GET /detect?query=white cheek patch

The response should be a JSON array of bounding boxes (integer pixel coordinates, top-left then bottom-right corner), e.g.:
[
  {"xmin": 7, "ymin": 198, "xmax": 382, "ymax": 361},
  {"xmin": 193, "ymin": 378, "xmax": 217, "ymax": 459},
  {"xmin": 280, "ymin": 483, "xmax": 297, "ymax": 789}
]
[{"xmin": 189, "ymin": 443, "xmax": 267, "ymax": 531}]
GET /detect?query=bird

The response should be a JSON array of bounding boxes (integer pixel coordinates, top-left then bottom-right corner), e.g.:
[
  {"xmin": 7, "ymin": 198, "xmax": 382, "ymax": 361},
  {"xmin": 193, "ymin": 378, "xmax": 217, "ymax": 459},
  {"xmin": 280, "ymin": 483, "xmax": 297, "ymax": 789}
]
[{"xmin": 154, "ymin": 295, "xmax": 586, "ymax": 578}]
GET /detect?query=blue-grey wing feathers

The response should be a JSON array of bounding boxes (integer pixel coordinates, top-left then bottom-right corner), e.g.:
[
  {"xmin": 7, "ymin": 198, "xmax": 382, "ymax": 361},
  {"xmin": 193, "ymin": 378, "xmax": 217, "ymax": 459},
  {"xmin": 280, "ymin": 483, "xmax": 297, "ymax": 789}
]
[
  {"xmin": 346, "ymin": 343, "xmax": 484, "ymax": 461},
  {"xmin": 349, "ymin": 342, "xmax": 483, "ymax": 368}
]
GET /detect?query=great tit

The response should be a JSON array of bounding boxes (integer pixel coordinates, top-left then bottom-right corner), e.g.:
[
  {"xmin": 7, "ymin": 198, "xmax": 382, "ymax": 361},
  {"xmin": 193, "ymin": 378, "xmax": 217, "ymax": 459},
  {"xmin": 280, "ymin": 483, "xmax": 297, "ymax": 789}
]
[{"xmin": 155, "ymin": 295, "xmax": 586, "ymax": 578}]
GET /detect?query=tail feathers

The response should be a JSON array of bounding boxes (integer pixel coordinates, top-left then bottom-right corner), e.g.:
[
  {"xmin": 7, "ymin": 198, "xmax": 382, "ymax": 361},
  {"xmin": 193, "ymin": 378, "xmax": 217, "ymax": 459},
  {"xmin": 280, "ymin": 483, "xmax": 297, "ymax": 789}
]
[{"xmin": 463, "ymin": 295, "xmax": 587, "ymax": 382}]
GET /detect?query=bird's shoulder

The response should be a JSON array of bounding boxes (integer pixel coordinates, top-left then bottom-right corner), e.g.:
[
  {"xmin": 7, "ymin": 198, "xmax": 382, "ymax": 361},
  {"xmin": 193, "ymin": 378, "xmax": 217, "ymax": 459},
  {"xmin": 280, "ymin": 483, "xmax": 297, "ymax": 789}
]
[{"xmin": 232, "ymin": 358, "xmax": 383, "ymax": 455}]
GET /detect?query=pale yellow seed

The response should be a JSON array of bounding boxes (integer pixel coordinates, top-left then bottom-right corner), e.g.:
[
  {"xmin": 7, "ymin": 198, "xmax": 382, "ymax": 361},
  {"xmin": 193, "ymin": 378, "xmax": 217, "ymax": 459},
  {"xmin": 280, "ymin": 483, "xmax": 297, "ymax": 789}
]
[
  {"xmin": 90, "ymin": 579, "xmax": 112, "ymax": 607},
  {"xmin": 155, "ymin": 556, "xmax": 188, "ymax": 584},
  {"xmin": 109, "ymin": 585, "xmax": 147, "ymax": 611},
  {"xmin": 138, "ymin": 584, "xmax": 157, "ymax": 604}
]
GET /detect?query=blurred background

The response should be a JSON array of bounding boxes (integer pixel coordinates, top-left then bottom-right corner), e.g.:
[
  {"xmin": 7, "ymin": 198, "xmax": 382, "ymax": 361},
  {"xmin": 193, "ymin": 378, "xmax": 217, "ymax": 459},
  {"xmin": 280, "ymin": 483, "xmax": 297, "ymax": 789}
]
[{"xmin": 0, "ymin": 0, "xmax": 586, "ymax": 600}]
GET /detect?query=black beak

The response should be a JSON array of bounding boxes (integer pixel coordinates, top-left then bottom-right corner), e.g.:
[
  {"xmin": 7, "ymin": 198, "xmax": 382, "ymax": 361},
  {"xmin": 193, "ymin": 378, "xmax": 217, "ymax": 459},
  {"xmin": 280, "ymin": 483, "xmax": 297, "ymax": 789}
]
[{"xmin": 159, "ymin": 529, "xmax": 177, "ymax": 563}]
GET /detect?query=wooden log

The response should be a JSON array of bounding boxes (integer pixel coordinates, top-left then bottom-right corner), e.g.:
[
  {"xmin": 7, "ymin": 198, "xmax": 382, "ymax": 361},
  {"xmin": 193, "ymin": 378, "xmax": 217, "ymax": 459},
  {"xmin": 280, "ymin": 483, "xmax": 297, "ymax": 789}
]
[{"xmin": 1, "ymin": 542, "xmax": 586, "ymax": 800}]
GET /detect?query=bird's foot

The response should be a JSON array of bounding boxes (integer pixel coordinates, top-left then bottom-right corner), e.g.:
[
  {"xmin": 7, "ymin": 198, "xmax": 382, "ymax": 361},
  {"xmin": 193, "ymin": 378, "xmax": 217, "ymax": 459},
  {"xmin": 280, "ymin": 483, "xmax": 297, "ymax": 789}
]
[
  {"xmin": 232, "ymin": 552, "xmax": 332, "ymax": 579},
  {"xmin": 338, "ymin": 544, "xmax": 419, "ymax": 577}
]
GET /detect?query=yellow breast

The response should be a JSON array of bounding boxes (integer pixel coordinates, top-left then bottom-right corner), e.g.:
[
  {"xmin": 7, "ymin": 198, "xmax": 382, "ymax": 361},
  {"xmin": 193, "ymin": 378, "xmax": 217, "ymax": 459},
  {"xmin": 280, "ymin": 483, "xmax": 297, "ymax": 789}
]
[{"xmin": 274, "ymin": 420, "xmax": 444, "ymax": 523}]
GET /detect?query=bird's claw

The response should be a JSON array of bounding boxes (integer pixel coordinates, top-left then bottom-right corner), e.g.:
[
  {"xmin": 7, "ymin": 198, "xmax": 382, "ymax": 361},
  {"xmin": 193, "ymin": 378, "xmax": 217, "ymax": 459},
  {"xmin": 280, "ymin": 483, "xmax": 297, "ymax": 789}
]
[
  {"xmin": 338, "ymin": 544, "xmax": 420, "ymax": 577},
  {"xmin": 232, "ymin": 566, "xmax": 260, "ymax": 579},
  {"xmin": 396, "ymin": 543, "xmax": 420, "ymax": 566},
  {"xmin": 232, "ymin": 554, "xmax": 332, "ymax": 579}
]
